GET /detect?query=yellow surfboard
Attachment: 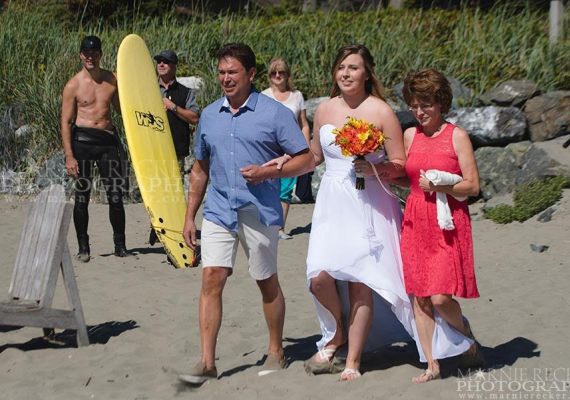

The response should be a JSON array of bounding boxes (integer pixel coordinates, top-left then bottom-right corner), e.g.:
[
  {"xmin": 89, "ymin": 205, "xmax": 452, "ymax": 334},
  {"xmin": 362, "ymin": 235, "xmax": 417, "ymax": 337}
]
[{"xmin": 117, "ymin": 34, "xmax": 195, "ymax": 268}]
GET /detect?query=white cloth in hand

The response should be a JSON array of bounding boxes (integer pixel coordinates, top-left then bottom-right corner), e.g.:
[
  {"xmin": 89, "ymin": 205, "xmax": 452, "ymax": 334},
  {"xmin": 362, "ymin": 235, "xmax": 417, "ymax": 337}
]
[{"xmin": 423, "ymin": 169, "xmax": 466, "ymax": 231}]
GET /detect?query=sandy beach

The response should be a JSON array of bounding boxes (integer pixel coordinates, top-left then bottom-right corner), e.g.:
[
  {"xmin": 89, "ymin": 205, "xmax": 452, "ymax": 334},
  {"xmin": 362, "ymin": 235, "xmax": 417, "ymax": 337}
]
[{"xmin": 1, "ymin": 191, "xmax": 569, "ymax": 400}]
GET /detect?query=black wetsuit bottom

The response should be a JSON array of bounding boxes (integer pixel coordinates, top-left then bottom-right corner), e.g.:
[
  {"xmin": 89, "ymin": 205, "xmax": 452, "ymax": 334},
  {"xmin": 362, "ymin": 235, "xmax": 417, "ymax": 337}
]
[{"xmin": 72, "ymin": 127, "xmax": 125, "ymax": 245}]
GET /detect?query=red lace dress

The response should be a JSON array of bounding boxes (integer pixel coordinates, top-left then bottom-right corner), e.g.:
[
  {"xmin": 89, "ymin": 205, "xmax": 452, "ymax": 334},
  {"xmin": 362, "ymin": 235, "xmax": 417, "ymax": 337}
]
[{"xmin": 401, "ymin": 123, "xmax": 479, "ymax": 298}]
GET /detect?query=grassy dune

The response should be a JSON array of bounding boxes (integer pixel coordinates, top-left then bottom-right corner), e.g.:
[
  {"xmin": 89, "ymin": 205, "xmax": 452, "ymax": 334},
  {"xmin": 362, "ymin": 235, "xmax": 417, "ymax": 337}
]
[{"xmin": 0, "ymin": 4, "xmax": 568, "ymax": 171}]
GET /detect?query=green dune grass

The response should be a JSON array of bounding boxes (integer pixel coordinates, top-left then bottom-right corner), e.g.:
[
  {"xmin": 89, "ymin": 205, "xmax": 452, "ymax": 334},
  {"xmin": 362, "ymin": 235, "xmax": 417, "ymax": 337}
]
[{"xmin": 0, "ymin": 4, "xmax": 568, "ymax": 175}]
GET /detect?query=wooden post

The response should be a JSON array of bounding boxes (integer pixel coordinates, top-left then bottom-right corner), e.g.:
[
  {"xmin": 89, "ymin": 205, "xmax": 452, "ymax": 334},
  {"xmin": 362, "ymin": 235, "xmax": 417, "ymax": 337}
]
[{"xmin": 550, "ymin": 0, "xmax": 564, "ymax": 44}]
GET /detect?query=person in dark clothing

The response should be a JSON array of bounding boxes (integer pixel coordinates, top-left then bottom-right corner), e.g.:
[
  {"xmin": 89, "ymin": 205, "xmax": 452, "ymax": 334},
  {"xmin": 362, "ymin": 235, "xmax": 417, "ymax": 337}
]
[
  {"xmin": 294, "ymin": 171, "xmax": 314, "ymax": 203},
  {"xmin": 149, "ymin": 50, "xmax": 201, "ymax": 248},
  {"xmin": 154, "ymin": 49, "xmax": 200, "ymax": 166},
  {"xmin": 61, "ymin": 35, "xmax": 129, "ymax": 262}
]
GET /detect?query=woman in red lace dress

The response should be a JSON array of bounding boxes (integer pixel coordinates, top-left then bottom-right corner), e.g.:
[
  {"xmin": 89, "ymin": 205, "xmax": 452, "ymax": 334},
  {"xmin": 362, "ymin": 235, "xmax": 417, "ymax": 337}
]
[{"xmin": 400, "ymin": 69, "xmax": 482, "ymax": 383}]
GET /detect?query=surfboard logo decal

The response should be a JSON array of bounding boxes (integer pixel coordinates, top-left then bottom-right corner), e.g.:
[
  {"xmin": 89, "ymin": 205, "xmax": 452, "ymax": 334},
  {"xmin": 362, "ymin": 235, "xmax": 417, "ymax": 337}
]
[{"xmin": 134, "ymin": 110, "xmax": 165, "ymax": 132}]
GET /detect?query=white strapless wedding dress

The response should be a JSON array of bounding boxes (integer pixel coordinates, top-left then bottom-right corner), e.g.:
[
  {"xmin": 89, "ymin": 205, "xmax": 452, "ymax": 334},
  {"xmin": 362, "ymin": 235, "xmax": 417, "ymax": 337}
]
[{"xmin": 306, "ymin": 124, "xmax": 472, "ymax": 361}]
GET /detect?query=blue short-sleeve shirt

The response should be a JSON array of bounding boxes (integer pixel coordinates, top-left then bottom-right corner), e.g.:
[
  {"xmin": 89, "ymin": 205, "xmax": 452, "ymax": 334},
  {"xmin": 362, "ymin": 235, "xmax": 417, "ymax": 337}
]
[{"xmin": 195, "ymin": 89, "xmax": 308, "ymax": 232}]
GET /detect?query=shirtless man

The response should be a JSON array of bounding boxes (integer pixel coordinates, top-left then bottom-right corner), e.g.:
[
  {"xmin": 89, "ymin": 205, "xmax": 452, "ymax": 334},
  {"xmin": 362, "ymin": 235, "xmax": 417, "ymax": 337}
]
[{"xmin": 61, "ymin": 35, "xmax": 128, "ymax": 262}]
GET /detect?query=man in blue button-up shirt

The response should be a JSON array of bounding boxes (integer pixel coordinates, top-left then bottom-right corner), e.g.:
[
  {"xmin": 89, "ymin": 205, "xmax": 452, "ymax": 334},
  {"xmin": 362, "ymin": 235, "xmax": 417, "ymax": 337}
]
[{"xmin": 180, "ymin": 43, "xmax": 314, "ymax": 384}]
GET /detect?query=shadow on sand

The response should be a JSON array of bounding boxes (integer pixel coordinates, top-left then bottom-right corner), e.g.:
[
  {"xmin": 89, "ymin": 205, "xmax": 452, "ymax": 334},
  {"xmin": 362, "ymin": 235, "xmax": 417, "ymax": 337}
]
[
  {"xmin": 289, "ymin": 223, "xmax": 312, "ymax": 236},
  {"xmin": 0, "ymin": 320, "xmax": 139, "ymax": 352},
  {"xmin": 446, "ymin": 337, "xmax": 540, "ymax": 378},
  {"xmin": 215, "ymin": 334, "xmax": 540, "ymax": 381},
  {"xmin": 210, "ymin": 335, "xmax": 323, "ymax": 380}
]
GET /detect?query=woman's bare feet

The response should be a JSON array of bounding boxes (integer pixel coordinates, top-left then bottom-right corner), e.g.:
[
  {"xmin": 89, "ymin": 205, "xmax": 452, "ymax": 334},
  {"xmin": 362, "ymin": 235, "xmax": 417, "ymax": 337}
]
[
  {"xmin": 340, "ymin": 368, "xmax": 361, "ymax": 381},
  {"xmin": 412, "ymin": 368, "xmax": 440, "ymax": 384},
  {"xmin": 413, "ymin": 359, "xmax": 440, "ymax": 384},
  {"xmin": 304, "ymin": 332, "xmax": 347, "ymax": 374}
]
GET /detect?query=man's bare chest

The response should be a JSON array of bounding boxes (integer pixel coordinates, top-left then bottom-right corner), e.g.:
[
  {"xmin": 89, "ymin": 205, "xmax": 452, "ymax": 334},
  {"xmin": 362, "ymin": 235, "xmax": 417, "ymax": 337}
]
[{"xmin": 76, "ymin": 80, "xmax": 116, "ymax": 107}]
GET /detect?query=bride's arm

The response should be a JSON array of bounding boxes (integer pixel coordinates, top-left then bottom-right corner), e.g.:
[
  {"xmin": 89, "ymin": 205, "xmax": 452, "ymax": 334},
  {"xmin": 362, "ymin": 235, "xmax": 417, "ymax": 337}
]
[
  {"xmin": 390, "ymin": 127, "xmax": 414, "ymax": 187},
  {"xmin": 375, "ymin": 104, "xmax": 406, "ymax": 180},
  {"xmin": 264, "ymin": 104, "xmax": 326, "ymax": 171}
]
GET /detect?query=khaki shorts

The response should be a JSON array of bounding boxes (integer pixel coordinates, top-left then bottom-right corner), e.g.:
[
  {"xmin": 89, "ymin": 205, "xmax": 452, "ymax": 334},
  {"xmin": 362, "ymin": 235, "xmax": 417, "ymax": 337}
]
[{"xmin": 201, "ymin": 206, "xmax": 279, "ymax": 280}]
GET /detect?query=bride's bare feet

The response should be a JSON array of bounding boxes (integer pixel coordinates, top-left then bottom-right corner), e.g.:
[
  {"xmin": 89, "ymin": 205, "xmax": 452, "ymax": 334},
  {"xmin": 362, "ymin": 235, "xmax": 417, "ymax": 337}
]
[
  {"xmin": 412, "ymin": 368, "xmax": 440, "ymax": 384},
  {"xmin": 313, "ymin": 346, "xmax": 338, "ymax": 363},
  {"xmin": 413, "ymin": 360, "xmax": 440, "ymax": 384},
  {"xmin": 311, "ymin": 334, "xmax": 346, "ymax": 363},
  {"xmin": 304, "ymin": 331, "xmax": 347, "ymax": 374},
  {"xmin": 316, "ymin": 327, "xmax": 346, "ymax": 361},
  {"xmin": 340, "ymin": 368, "xmax": 361, "ymax": 381}
]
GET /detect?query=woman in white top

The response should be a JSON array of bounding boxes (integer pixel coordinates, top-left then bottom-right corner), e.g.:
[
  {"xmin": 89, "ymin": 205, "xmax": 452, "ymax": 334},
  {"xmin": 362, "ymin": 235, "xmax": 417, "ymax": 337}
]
[{"xmin": 262, "ymin": 57, "xmax": 310, "ymax": 240}]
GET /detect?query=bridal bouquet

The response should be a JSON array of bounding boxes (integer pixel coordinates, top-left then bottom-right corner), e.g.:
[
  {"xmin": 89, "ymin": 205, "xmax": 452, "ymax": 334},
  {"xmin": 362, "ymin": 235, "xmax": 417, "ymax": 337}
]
[{"xmin": 332, "ymin": 116, "xmax": 386, "ymax": 190}]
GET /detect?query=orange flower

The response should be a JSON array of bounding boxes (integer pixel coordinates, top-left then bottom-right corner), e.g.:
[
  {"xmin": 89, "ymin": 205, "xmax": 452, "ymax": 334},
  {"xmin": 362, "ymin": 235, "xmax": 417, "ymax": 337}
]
[{"xmin": 332, "ymin": 117, "xmax": 386, "ymax": 157}]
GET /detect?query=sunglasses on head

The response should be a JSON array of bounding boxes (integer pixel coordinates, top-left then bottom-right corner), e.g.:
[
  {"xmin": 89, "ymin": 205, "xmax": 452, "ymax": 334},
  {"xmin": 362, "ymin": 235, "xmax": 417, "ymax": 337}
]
[{"xmin": 157, "ymin": 58, "xmax": 172, "ymax": 65}]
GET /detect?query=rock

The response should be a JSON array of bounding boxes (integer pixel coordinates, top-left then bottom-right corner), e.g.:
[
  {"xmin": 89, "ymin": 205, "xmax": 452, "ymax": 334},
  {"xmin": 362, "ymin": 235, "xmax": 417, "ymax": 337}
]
[
  {"xmin": 475, "ymin": 141, "xmax": 531, "ymax": 198},
  {"xmin": 516, "ymin": 142, "xmax": 570, "ymax": 185},
  {"xmin": 305, "ymin": 97, "xmax": 329, "ymax": 125},
  {"xmin": 395, "ymin": 110, "xmax": 418, "ymax": 132},
  {"xmin": 387, "ymin": 98, "xmax": 404, "ymax": 112},
  {"xmin": 469, "ymin": 200, "xmax": 486, "ymax": 221},
  {"xmin": 531, "ymin": 134, "xmax": 570, "ymax": 172},
  {"xmin": 476, "ymin": 136, "xmax": 570, "ymax": 199},
  {"xmin": 177, "ymin": 76, "xmax": 205, "ymax": 94},
  {"xmin": 477, "ymin": 80, "xmax": 540, "ymax": 108},
  {"xmin": 530, "ymin": 244, "xmax": 549, "ymax": 253},
  {"xmin": 481, "ymin": 193, "xmax": 514, "ymax": 211},
  {"xmin": 447, "ymin": 76, "xmax": 474, "ymax": 107},
  {"xmin": 0, "ymin": 168, "xmax": 19, "ymax": 194},
  {"xmin": 538, "ymin": 207, "xmax": 556, "ymax": 222},
  {"xmin": 14, "ymin": 124, "xmax": 34, "ymax": 138},
  {"xmin": 392, "ymin": 76, "xmax": 473, "ymax": 109},
  {"xmin": 391, "ymin": 83, "xmax": 406, "ymax": 109},
  {"xmin": 447, "ymin": 106, "xmax": 527, "ymax": 147},
  {"xmin": 523, "ymin": 91, "xmax": 570, "ymax": 142}
]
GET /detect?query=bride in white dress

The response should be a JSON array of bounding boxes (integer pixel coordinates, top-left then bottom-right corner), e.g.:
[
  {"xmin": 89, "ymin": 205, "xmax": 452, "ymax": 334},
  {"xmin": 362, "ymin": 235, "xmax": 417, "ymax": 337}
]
[{"xmin": 304, "ymin": 44, "xmax": 472, "ymax": 381}]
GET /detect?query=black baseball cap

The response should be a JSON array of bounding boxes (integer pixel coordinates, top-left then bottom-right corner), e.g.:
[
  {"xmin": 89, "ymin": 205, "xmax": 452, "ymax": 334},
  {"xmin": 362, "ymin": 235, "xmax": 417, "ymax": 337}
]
[
  {"xmin": 80, "ymin": 35, "xmax": 102, "ymax": 52},
  {"xmin": 154, "ymin": 50, "xmax": 178, "ymax": 64}
]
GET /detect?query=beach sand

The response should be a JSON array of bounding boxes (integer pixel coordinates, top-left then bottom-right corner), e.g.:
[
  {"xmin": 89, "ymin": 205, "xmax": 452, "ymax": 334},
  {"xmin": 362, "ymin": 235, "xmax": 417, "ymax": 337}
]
[{"xmin": 1, "ymin": 191, "xmax": 569, "ymax": 400}]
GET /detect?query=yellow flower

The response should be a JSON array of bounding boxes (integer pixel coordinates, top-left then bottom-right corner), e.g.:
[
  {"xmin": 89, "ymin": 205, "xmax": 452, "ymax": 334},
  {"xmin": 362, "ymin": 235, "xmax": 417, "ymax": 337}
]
[
  {"xmin": 347, "ymin": 116, "xmax": 362, "ymax": 129},
  {"xmin": 357, "ymin": 131, "xmax": 369, "ymax": 143}
]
